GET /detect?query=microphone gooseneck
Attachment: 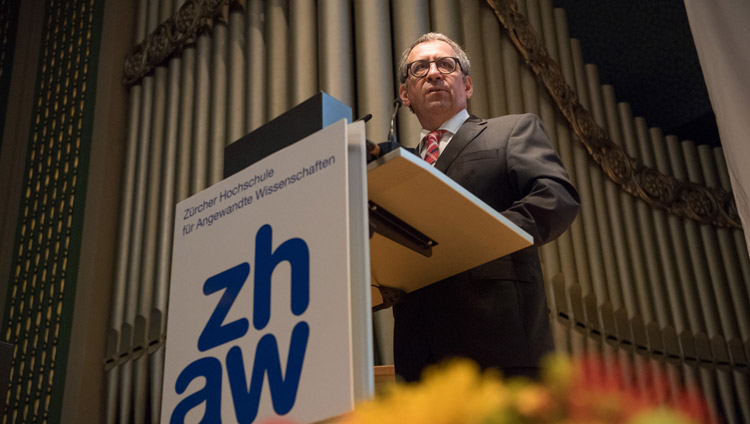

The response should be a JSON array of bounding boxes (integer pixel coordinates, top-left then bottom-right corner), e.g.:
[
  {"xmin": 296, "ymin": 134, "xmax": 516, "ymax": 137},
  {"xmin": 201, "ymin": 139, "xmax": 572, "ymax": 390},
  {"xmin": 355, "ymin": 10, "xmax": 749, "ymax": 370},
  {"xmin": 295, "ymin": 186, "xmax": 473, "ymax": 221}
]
[{"xmin": 388, "ymin": 97, "xmax": 402, "ymax": 144}]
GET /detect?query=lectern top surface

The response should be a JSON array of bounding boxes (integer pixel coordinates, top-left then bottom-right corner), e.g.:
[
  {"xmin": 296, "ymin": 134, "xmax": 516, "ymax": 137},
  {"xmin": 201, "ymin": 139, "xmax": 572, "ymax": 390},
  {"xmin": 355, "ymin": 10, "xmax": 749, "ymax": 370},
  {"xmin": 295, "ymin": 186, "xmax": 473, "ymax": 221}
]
[{"xmin": 367, "ymin": 148, "xmax": 532, "ymax": 293}]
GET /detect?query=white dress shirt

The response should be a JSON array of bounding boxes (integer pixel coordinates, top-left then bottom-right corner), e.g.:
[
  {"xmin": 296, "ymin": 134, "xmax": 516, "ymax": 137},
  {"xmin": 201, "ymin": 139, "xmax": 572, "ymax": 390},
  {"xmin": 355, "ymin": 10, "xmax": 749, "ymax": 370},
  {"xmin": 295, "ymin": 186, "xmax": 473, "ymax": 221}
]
[{"xmin": 417, "ymin": 109, "xmax": 470, "ymax": 162}]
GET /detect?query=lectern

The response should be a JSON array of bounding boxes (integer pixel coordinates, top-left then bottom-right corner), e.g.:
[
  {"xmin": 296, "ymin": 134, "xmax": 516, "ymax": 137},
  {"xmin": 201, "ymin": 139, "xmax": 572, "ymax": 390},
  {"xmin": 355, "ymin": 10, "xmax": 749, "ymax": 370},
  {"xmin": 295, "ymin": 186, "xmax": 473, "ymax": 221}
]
[{"xmin": 160, "ymin": 93, "xmax": 532, "ymax": 423}]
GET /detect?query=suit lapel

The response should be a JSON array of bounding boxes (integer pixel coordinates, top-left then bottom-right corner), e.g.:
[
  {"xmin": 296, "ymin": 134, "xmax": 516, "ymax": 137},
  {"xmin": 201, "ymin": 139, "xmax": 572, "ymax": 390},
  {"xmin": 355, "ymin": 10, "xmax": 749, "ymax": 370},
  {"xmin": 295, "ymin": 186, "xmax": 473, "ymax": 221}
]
[{"xmin": 435, "ymin": 116, "xmax": 487, "ymax": 173}]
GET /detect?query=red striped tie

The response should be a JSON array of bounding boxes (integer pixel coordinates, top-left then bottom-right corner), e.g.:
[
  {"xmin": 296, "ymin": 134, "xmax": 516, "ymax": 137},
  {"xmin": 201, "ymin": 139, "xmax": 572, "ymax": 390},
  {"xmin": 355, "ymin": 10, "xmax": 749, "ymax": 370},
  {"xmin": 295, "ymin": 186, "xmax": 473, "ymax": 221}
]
[{"xmin": 422, "ymin": 130, "xmax": 446, "ymax": 165}]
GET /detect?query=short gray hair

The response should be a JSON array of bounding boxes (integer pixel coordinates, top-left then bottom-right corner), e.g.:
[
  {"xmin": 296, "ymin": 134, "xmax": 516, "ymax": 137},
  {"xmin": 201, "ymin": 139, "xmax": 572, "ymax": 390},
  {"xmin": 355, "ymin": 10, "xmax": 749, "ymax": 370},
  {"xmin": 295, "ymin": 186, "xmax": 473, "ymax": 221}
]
[{"xmin": 397, "ymin": 32, "xmax": 471, "ymax": 84}]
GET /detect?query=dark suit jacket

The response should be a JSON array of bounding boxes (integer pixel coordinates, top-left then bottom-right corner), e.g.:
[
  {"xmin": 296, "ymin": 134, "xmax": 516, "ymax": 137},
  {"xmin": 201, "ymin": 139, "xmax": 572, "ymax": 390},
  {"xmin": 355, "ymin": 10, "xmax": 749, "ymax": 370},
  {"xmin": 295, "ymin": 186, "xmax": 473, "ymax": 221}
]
[{"xmin": 390, "ymin": 113, "xmax": 580, "ymax": 380}]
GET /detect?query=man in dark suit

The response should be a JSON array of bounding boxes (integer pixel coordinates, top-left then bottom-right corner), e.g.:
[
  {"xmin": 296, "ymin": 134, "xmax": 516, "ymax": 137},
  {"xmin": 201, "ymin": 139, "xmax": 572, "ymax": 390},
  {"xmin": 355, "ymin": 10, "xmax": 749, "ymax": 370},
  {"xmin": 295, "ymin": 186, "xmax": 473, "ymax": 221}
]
[{"xmin": 391, "ymin": 32, "xmax": 580, "ymax": 381}]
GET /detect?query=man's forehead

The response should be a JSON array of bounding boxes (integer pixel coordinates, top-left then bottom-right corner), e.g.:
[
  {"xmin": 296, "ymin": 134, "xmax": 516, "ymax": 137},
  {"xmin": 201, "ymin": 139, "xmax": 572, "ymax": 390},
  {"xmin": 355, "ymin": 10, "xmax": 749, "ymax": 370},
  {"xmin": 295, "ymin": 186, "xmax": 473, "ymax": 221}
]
[{"xmin": 408, "ymin": 40, "xmax": 456, "ymax": 60}]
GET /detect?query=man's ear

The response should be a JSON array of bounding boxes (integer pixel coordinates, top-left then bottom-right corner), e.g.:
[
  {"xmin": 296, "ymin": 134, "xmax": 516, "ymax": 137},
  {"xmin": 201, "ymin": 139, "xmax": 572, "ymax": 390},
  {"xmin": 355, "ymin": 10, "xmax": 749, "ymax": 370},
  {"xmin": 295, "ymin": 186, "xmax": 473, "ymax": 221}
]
[
  {"xmin": 399, "ymin": 84, "xmax": 411, "ymax": 108},
  {"xmin": 464, "ymin": 75, "xmax": 474, "ymax": 100}
]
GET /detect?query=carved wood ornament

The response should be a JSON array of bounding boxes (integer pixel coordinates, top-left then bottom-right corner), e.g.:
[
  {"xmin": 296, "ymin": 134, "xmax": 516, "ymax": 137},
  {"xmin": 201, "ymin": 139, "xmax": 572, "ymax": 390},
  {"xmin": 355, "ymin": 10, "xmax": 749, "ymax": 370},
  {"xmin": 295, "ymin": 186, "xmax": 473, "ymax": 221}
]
[
  {"xmin": 122, "ymin": 0, "xmax": 230, "ymax": 87},
  {"xmin": 486, "ymin": 0, "xmax": 741, "ymax": 229}
]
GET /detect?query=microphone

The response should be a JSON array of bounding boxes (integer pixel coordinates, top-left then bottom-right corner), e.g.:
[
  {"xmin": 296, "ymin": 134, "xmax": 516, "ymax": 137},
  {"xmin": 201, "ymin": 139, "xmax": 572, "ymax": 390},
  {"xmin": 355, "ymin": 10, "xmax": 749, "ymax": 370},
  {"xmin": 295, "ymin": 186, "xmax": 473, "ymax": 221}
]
[
  {"xmin": 355, "ymin": 113, "xmax": 373, "ymax": 123},
  {"xmin": 387, "ymin": 97, "xmax": 402, "ymax": 144},
  {"xmin": 355, "ymin": 113, "xmax": 381, "ymax": 157}
]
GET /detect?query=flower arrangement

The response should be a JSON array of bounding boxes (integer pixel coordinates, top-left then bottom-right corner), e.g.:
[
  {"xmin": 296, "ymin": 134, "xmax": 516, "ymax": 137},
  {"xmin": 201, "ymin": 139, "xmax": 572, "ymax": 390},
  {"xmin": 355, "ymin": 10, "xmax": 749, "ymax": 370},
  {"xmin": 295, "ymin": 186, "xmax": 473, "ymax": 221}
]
[{"xmin": 343, "ymin": 355, "xmax": 710, "ymax": 424}]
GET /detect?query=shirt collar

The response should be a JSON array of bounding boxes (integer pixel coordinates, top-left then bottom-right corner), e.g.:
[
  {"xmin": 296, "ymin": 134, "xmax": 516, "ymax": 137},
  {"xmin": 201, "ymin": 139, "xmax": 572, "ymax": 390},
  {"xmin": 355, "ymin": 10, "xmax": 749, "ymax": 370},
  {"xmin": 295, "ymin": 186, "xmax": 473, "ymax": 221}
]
[{"xmin": 419, "ymin": 109, "xmax": 470, "ymax": 140}]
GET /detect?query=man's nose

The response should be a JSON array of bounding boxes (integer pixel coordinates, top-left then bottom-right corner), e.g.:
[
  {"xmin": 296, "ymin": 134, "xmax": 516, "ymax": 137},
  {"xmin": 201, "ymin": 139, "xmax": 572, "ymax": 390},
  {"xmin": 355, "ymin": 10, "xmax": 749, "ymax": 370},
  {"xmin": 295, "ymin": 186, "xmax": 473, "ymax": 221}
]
[{"xmin": 425, "ymin": 62, "xmax": 443, "ymax": 80}]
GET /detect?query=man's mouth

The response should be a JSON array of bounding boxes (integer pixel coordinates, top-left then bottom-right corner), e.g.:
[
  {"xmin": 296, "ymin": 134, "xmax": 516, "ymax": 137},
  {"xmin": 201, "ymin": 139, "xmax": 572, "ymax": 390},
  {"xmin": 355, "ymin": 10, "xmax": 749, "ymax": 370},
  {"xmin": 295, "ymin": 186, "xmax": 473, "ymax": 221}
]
[{"xmin": 426, "ymin": 87, "xmax": 445, "ymax": 94}]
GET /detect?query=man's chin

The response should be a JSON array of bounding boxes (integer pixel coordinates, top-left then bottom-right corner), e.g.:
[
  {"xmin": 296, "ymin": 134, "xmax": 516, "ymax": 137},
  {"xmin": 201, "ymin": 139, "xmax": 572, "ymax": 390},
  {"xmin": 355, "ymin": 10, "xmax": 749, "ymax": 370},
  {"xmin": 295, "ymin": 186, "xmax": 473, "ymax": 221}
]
[
  {"xmin": 423, "ymin": 102, "xmax": 451, "ymax": 115},
  {"xmin": 421, "ymin": 95, "xmax": 446, "ymax": 106}
]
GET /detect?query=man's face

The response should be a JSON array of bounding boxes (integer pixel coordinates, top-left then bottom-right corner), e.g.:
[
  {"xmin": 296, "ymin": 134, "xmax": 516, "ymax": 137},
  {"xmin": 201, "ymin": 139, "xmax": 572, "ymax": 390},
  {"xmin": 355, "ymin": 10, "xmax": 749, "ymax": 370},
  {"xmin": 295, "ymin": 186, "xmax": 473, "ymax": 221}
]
[{"xmin": 399, "ymin": 40, "xmax": 473, "ymax": 130}]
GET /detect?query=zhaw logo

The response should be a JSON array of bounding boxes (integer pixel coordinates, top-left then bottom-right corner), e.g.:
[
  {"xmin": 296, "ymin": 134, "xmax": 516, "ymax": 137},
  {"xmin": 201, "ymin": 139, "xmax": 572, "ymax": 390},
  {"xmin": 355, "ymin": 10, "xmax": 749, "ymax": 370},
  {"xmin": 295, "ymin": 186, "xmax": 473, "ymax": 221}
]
[{"xmin": 170, "ymin": 224, "xmax": 310, "ymax": 424}]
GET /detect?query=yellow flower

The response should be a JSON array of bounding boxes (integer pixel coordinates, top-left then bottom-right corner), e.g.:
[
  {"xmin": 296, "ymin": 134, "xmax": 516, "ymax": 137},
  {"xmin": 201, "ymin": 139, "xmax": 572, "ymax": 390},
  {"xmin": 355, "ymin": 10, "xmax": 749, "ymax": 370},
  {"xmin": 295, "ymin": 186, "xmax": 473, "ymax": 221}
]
[
  {"xmin": 515, "ymin": 385, "xmax": 553, "ymax": 417},
  {"xmin": 344, "ymin": 355, "xmax": 709, "ymax": 424},
  {"xmin": 345, "ymin": 359, "xmax": 507, "ymax": 424}
]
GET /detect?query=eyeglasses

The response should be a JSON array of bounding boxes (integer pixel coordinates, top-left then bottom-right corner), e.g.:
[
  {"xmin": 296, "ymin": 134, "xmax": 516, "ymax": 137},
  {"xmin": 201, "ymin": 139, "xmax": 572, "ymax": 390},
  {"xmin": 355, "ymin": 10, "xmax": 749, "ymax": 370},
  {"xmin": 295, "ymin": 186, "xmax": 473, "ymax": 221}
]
[{"xmin": 406, "ymin": 57, "xmax": 461, "ymax": 78}]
